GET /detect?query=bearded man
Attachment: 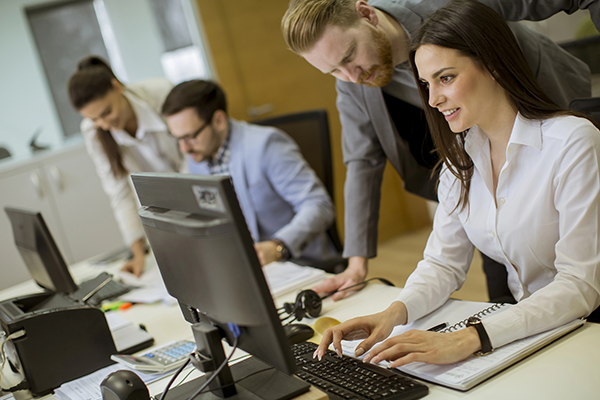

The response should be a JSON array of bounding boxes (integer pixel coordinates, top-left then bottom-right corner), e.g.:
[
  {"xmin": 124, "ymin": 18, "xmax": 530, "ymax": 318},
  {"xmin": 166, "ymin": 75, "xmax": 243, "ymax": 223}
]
[{"xmin": 282, "ymin": 0, "xmax": 594, "ymax": 302}]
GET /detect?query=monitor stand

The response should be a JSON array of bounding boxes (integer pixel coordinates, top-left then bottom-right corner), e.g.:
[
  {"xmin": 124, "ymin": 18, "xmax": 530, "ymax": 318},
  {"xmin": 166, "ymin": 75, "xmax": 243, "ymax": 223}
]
[
  {"xmin": 158, "ymin": 323, "xmax": 309, "ymax": 400},
  {"xmin": 159, "ymin": 356, "xmax": 309, "ymax": 400}
]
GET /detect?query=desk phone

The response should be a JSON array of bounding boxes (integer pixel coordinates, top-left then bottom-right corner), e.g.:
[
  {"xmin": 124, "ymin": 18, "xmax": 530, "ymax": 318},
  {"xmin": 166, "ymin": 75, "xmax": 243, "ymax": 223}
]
[{"xmin": 111, "ymin": 340, "xmax": 195, "ymax": 373}]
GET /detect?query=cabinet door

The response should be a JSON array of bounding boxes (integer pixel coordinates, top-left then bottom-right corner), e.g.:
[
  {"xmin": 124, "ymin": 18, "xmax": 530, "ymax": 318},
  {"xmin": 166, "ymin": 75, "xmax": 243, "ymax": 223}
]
[
  {"xmin": 0, "ymin": 166, "xmax": 67, "ymax": 290},
  {"xmin": 44, "ymin": 148, "xmax": 124, "ymax": 263}
]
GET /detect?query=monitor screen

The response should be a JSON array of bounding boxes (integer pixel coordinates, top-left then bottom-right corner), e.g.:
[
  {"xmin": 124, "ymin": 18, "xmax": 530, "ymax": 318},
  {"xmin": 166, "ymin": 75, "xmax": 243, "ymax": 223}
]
[
  {"xmin": 5, "ymin": 207, "xmax": 78, "ymax": 294},
  {"xmin": 131, "ymin": 173, "xmax": 296, "ymax": 376}
]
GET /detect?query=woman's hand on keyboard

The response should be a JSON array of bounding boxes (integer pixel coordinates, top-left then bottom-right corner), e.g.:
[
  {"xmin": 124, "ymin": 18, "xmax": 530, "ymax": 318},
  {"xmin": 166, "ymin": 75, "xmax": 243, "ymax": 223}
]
[
  {"xmin": 314, "ymin": 301, "xmax": 408, "ymax": 360},
  {"xmin": 362, "ymin": 326, "xmax": 482, "ymax": 367}
]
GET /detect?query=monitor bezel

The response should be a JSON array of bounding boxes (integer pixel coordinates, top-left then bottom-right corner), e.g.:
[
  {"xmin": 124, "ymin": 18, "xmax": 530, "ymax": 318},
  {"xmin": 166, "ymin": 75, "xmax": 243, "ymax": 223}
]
[
  {"xmin": 5, "ymin": 207, "xmax": 77, "ymax": 294},
  {"xmin": 131, "ymin": 173, "xmax": 297, "ymax": 375}
]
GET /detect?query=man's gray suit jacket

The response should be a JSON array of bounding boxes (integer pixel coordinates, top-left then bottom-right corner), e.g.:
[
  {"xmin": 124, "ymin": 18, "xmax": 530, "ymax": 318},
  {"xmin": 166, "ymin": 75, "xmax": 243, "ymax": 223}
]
[{"xmin": 339, "ymin": 0, "xmax": 594, "ymax": 259}]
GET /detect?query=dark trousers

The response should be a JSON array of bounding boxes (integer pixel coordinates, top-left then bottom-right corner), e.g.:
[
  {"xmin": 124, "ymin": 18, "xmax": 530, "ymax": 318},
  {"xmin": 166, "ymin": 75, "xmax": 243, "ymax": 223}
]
[
  {"xmin": 481, "ymin": 253, "xmax": 516, "ymax": 304},
  {"xmin": 588, "ymin": 307, "xmax": 600, "ymax": 323}
]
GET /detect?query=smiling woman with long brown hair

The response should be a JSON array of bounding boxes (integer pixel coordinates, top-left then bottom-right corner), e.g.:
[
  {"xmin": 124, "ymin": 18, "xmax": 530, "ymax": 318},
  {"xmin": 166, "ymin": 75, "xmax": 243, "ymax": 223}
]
[
  {"xmin": 68, "ymin": 56, "xmax": 182, "ymax": 276},
  {"xmin": 315, "ymin": 0, "xmax": 600, "ymax": 366}
]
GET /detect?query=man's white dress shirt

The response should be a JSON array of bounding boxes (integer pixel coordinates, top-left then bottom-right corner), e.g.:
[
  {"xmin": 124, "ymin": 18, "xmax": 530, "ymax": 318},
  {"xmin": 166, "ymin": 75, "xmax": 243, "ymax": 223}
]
[{"xmin": 396, "ymin": 114, "xmax": 600, "ymax": 349}]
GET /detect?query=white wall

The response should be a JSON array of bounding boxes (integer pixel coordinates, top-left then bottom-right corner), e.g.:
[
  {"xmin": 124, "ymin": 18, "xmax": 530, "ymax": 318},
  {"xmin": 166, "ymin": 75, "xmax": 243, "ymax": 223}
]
[
  {"xmin": 0, "ymin": 0, "xmax": 64, "ymax": 160},
  {"xmin": 103, "ymin": 0, "xmax": 165, "ymax": 83},
  {"xmin": 0, "ymin": 0, "xmax": 168, "ymax": 160}
]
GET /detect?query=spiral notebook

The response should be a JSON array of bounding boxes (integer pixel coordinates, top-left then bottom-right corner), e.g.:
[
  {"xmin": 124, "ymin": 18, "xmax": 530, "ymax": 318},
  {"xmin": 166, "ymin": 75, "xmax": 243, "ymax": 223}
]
[{"xmin": 340, "ymin": 298, "xmax": 584, "ymax": 391}]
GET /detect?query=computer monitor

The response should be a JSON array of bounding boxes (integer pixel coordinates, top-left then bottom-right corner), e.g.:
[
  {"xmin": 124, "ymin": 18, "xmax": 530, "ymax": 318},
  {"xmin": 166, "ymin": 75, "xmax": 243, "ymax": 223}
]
[
  {"xmin": 4, "ymin": 208, "xmax": 128, "ymax": 309},
  {"xmin": 131, "ymin": 173, "xmax": 309, "ymax": 400},
  {"xmin": 5, "ymin": 207, "xmax": 78, "ymax": 294}
]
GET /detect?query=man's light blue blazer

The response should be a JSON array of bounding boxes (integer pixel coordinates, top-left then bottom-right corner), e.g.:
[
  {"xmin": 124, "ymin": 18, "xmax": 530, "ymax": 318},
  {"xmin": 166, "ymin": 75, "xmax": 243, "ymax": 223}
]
[{"xmin": 187, "ymin": 118, "xmax": 339, "ymax": 263}]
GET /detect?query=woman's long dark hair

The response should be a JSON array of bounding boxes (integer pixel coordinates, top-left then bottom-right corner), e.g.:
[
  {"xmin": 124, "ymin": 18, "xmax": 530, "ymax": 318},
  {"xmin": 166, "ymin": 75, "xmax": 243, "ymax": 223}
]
[
  {"xmin": 408, "ymin": 0, "xmax": 599, "ymax": 210},
  {"xmin": 68, "ymin": 56, "xmax": 127, "ymax": 178}
]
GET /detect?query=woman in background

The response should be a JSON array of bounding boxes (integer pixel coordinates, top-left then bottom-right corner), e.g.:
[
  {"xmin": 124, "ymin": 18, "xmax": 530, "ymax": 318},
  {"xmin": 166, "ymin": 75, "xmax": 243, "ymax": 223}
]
[
  {"xmin": 315, "ymin": 0, "xmax": 600, "ymax": 366},
  {"xmin": 68, "ymin": 56, "xmax": 182, "ymax": 276}
]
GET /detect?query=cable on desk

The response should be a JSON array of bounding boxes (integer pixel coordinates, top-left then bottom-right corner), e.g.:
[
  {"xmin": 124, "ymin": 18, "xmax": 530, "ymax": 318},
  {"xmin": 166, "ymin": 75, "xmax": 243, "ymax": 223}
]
[
  {"xmin": 0, "ymin": 330, "xmax": 27, "ymax": 392},
  {"xmin": 160, "ymin": 323, "xmax": 242, "ymax": 400},
  {"xmin": 277, "ymin": 277, "xmax": 395, "ymax": 324},
  {"xmin": 174, "ymin": 367, "xmax": 196, "ymax": 388},
  {"xmin": 319, "ymin": 277, "xmax": 395, "ymax": 300},
  {"xmin": 184, "ymin": 335, "xmax": 239, "ymax": 400},
  {"xmin": 158, "ymin": 358, "xmax": 191, "ymax": 400},
  {"xmin": 174, "ymin": 354, "xmax": 249, "ymax": 388}
]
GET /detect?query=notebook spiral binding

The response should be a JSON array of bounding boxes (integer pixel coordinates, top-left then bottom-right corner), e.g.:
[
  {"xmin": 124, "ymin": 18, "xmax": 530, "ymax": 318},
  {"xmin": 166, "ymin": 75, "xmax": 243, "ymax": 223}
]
[{"xmin": 440, "ymin": 303, "xmax": 506, "ymax": 333}]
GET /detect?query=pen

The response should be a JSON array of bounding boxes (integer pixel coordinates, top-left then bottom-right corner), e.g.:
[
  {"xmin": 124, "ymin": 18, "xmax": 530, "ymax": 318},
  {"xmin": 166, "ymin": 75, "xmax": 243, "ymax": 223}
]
[
  {"xmin": 426, "ymin": 322, "xmax": 448, "ymax": 332},
  {"xmin": 102, "ymin": 301, "xmax": 129, "ymax": 312}
]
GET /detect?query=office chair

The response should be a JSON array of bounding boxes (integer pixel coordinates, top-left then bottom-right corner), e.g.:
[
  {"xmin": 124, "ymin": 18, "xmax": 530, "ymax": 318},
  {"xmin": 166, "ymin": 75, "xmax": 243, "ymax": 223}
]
[
  {"xmin": 569, "ymin": 97, "xmax": 600, "ymax": 124},
  {"xmin": 253, "ymin": 109, "xmax": 347, "ymax": 273}
]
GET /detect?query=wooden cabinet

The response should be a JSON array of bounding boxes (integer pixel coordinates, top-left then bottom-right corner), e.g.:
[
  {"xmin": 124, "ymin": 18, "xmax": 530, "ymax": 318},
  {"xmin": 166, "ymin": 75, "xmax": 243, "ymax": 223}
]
[{"xmin": 0, "ymin": 142, "xmax": 124, "ymax": 290}]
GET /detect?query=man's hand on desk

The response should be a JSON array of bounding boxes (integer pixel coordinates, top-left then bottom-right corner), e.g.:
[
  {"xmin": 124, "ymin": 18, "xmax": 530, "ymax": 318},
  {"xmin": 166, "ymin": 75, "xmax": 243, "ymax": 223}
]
[
  {"xmin": 312, "ymin": 256, "xmax": 368, "ymax": 301},
  {"xmin": 254, "ymin": 240, "xmax": 279, "ymax": 265},
  {"xmin": 120, "ymin": 239, "xmax": 147, "ymax": 277}
]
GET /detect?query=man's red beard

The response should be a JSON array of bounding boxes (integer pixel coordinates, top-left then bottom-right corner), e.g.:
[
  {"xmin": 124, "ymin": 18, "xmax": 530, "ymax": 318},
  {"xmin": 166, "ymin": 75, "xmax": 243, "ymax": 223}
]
[{"xmin": 358, "ymin": 25, "xmax": 394, "ymax": 87}]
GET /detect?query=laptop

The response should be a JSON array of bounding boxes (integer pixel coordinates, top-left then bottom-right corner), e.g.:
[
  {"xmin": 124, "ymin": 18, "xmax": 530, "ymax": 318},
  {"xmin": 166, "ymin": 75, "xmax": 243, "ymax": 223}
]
[{"xmin": 4, "ymin": 207, "xmax": 131, "ymax": 306}]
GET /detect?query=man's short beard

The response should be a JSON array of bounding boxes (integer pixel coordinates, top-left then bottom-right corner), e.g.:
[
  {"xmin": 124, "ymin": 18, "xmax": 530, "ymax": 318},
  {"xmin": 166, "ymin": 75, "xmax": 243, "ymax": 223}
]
[{"xmin": 358, "ymin": 25, "xmax": 394, "ymax": 87}]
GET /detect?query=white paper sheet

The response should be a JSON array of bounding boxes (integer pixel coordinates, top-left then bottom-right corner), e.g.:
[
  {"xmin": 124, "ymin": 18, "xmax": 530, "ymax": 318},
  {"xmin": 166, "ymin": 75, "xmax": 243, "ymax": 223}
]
[
  {"xmin": 262, "ymin": 262, "xmax": 326, "ymax": 297},
  {"xmin": 54, "ymin": 364, "xmax": 168, "ymax": 400}
]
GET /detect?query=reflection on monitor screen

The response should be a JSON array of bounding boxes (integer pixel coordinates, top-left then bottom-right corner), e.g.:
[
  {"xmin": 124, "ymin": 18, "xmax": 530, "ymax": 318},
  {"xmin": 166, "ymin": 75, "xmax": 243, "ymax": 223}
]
[{"xmin": 131, "ymin": 173, "xmax": 308, "ymax": 400}]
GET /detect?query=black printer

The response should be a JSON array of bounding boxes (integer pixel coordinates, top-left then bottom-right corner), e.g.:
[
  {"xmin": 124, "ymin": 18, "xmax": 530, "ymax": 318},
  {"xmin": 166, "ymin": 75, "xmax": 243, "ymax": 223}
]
[{"xmin": 1, "ymin": 207, "xmax": 153, "ymax": 396}]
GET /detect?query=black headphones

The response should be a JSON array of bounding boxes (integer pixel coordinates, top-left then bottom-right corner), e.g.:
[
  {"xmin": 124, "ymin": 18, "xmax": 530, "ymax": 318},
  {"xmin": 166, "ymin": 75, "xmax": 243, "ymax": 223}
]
[{"xmin": 277, "ymin": 277, "xmax": 394, "ymax": 324}]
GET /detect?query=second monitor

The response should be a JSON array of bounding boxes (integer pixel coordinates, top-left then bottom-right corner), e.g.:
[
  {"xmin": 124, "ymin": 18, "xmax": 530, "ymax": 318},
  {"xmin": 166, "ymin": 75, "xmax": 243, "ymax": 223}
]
[{"xmin": 131, "ymin": 173, "xmax": 309, "ymax": 400}]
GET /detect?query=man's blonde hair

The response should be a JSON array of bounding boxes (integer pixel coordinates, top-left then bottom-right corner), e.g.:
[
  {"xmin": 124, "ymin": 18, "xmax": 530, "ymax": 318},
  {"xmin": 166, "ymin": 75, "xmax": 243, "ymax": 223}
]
[{"xmin": 282, "ymin": 0, "xmax": 360, "ymax": 54}]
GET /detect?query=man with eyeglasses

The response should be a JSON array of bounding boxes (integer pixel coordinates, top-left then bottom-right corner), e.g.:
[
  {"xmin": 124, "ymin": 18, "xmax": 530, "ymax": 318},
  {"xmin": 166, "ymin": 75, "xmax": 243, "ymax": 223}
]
[{"xmin": 161, "ymin": 79, "xmax": 340, "ymax": 267}]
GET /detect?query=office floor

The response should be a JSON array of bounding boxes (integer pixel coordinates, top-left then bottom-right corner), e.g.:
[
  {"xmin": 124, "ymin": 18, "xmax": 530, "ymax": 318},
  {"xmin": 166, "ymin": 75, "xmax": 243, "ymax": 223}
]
[{"xmin": 367, "ymin": 226, "xmax": 489, "ymax": 302}]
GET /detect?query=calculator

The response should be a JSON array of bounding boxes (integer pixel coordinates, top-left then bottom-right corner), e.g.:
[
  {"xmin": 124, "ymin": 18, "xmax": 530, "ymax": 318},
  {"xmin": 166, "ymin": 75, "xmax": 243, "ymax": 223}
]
[{"xmin": 111, "ymin": 340, "xmax": 196, "ymax": 373}]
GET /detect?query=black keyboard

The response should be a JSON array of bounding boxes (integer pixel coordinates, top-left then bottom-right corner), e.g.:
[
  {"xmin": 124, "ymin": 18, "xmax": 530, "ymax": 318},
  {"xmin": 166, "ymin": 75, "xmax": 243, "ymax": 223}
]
[
  {"xmin": 72, "ymin": 272, "xmax": 131, "ymax": 305},
  {"xmin": 87, "ymin": 278, "xmax": 131, "ymax": 305},
  {"xmin": 292, "ymin": 341, "xmax": 429, "ymax": 400}
]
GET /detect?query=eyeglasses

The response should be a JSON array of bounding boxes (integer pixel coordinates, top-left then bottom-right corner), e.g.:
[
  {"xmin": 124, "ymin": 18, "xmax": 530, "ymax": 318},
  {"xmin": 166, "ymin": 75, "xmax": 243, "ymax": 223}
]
[{"xmin": 173, "ymin": 114, "xmax": 214, "ymax": 143}]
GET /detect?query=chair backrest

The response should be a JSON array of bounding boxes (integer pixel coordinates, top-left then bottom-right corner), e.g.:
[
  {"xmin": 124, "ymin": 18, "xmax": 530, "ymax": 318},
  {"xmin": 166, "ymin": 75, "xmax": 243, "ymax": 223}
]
[
  {"xmin": 253, "ymin": 109, "xmax": 343, "ymax": 253},
  {"xmin": 569, "ymin": 97, "xmax": 600, "ymax": 124}
]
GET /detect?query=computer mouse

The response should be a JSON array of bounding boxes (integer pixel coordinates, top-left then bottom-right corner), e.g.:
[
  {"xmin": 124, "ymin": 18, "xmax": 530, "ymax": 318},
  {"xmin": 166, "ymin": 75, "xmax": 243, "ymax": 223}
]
[
  {"xmin": 100, "ymin": 370, "xmax": 150, "ymax": 400},
  {"xmin": 284, "ymin": 323, "xmax": 315, "ymax": 345}
]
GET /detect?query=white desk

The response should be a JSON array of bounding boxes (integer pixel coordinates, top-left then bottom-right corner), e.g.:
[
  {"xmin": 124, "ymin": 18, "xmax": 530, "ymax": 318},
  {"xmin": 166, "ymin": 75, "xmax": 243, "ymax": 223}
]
[
  {"xmin": 1, "ymin": 256, "xmax": 599, "ymax": 400},
  {"xmin": 291, "ymin": 284, "xmax": 600, "ymax": 399}
]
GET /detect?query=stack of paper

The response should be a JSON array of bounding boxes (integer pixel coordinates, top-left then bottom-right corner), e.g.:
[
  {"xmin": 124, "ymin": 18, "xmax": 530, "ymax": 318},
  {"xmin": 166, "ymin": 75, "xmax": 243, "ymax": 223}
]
[
  {"xmin": 117, "ymin": 259, "xmax": 175, "ymax": 305},
  {"xmin": 262, "ymin": 262, "xmax": 325, "ymax": 297}
]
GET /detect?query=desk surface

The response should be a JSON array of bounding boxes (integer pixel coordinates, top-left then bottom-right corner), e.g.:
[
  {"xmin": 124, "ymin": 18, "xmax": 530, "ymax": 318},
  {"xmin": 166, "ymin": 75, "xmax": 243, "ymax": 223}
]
[{"xmin": 1, "ymin": 256, "xmax": 599, "ymax": 399}]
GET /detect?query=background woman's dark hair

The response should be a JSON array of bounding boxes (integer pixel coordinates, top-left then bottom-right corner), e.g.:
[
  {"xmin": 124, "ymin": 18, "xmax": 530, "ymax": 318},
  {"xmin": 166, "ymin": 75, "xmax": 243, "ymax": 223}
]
[
  {"xmin": 161, "ymin": 79, "xmax": 227, "ymax": 122},
  {"xmin": 408, "ymin": 0, "xmax": 599, "ymax": 210},
  {"xmin": 68, "ymin": 56, "xmax": 127, "ymax": 178}
]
